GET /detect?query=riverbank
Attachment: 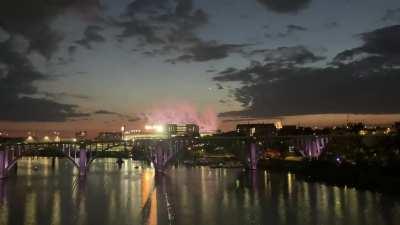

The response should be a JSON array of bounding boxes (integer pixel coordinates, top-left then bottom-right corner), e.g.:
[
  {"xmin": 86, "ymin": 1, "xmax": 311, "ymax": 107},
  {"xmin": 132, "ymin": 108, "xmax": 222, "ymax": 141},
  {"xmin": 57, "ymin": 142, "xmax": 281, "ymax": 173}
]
[
  {"xmin": 184, "ymin": 153, "xmax": 400, "ymax": 195},
  {"xmin": 182, "ymin": 153, "xmax": 243, "ymax": 168},
  {"xmin": 258, "ymin": 159, "xmax": 400, "ymax": 195}
]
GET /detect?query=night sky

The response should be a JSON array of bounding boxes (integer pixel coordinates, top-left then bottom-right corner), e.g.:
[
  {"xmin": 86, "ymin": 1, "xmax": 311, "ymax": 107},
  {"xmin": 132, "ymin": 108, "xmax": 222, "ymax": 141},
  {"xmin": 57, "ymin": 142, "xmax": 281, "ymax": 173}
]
[{"xmin": 1, "ymin": 0, "xmax": 400, "ymax": 136}]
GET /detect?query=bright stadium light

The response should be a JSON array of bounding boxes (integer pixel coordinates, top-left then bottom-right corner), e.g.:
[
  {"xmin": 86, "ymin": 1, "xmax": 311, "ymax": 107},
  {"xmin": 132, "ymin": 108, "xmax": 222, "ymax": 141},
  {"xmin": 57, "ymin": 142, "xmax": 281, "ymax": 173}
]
[
  {"xmin": 144, "ymin": 124, "xmax": 165, "ymax": 133},
  {"xmin": 26, "ymin": 136, "xmax": 34, "ymax": 142}
]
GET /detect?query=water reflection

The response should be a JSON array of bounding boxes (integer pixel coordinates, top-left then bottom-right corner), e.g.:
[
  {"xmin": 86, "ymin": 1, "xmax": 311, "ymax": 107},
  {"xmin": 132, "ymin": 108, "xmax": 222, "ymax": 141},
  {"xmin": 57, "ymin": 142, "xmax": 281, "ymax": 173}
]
[
  {"xmin": 0, "ymin": 180, "xmax": 6, "ymax": 205},
  {"xmin": 0, "ymin": 157, "xmax": 399, "ymax": 225}
]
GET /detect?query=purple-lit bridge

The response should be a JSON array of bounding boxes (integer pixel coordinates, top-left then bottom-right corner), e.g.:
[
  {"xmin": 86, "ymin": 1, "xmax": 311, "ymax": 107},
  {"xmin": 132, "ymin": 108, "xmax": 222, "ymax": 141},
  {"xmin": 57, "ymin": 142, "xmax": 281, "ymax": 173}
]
[
  {"xmin": 0, "ymin": 135, "xmax": 329, "ymax": 179},
  {"xmin": 201, "ymin": 135, "xmax": 330, "ymax": 169},
  {"xmin": 0, "ymin": 138, "xmax": 190, "ymax": 179}
]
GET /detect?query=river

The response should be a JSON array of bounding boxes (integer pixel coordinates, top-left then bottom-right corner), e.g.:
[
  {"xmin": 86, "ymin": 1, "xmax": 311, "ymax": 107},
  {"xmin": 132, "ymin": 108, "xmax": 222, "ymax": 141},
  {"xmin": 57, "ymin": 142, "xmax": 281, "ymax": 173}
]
[{"xmin": 0, "ymin": 157, "xmax": 399, "ymax": 225}]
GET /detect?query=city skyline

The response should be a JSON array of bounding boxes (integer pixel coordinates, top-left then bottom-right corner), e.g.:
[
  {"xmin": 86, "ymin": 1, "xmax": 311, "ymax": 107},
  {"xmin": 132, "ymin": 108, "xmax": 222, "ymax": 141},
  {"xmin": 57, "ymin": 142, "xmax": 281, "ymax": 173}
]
[{"xmin": 1, "ymin": 0, "xmax": 400, "ymax": 135}]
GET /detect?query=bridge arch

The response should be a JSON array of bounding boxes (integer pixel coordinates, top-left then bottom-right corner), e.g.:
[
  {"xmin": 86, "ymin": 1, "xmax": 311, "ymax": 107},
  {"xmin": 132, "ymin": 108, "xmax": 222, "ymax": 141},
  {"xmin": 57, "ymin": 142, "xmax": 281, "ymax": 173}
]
[{"xmin": 1, "ymin": 139, "xmax": 186, "ymax": 179}]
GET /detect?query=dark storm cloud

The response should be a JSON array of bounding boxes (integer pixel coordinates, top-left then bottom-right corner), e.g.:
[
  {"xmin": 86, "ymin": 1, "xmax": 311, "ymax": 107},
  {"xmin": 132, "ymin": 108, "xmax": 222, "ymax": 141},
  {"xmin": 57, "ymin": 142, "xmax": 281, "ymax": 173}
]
[
  {"xmin": 168, "ymin": 41, "xmax": 248, "ymax": 63},
  {"xmin": 0, "ymin": 97, "xmax": 89, "ymax": 122},
  {"xmin": 118, "ymin": 0, "xmax": 208, "ymax": 55},
  {"xmin": 215, "ymin": 25, "xmax": 400, "ymax": 118},
  {"xmin": 382, "ymin": 8, "xmax": 400, "ymax": 22},
  {"xmin": 0, "ymin": 40, "xmax": 89, "ymax": 122},
  {"xmin": 257, "ymin": 0, "xmax": 311, "ymax": 14},
  {"xmin": 333, "ymin": 25, "xmax": 400, "ymax": 65},
  {"xmin": 0, "ymin": 0, "xmax": 102, "ymax": 121},
  {"xmin": 0, "ymin": 0, "xmax": 101, "ymax": 59},
  {"xmin": 76, "ymin": 25, "xmax": 106, "ymax": 50}
]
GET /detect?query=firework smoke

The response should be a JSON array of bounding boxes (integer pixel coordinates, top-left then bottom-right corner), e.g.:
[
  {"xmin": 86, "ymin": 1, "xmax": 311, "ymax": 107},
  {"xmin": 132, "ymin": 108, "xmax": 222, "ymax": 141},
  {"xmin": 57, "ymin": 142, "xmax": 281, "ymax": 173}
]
[{"xmin": 141, "ymin": 102, "xmax": 218, "ymax": 132}]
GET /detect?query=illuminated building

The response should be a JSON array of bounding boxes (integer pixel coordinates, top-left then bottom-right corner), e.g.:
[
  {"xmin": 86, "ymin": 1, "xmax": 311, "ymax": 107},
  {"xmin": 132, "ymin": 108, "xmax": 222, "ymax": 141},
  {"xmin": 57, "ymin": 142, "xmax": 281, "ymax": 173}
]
[
  {"xmin": 26, "ymin": 135, "xmax": 35, "ymax": 143},
  {"xmin": 166, "ymin": 124, "xmax": 199, "ymax": 137},
  {"xmin": 96, "ymin": 132, "xmax": 123, "ymax": 141},
  {"xmin": 54, "ymin": 136, "xmax": 61, "ymax": 142},
  {"xmin": 122, "ymin": 123, "xmax": 200, "ymax": 141},
  {"xmin": 236, "ymin": 123, "xmax": 277, "ymax": 137},
  {"xmin": 75, "ymin": 131, "xmax": 88, "ymax": 141},
  {"xmin": 123, "ymin": 127, "xmax": 167, "ymax": 141},
  {"xmin": 275, "ymin": 121, "xmax": 283, "ymax": 129},
  {"xmin": 359, "ymin": 130, "xmax": 368, "ymax": 136},
  {"xmin": 145, "ymin": 125, "xmax": 164, "ymax": 133},
  {"xmin": 121, "ymin": 125, "xmax": 126, "ymax": 140}
]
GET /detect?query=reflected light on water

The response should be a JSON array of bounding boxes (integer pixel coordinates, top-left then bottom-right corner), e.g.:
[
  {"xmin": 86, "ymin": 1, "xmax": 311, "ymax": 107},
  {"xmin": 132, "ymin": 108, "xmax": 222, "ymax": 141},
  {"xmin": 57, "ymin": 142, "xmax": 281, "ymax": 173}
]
[
  {"xmin": 51, "ymin": 191, "xmax": 61, "ymax": 225},
  {"xmin": 0, "ymin": 157, "xmax": 399, "ymax": 225},
  {"xmin": 24, "ymin": 192, "xmax": 37, "ymax": 225}
]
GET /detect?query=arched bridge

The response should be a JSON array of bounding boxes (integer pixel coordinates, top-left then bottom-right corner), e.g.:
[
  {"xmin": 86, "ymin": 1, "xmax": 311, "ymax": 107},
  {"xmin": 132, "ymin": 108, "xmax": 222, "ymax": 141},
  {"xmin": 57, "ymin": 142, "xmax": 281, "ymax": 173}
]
[
  {"xmin": 1, "ymin": 135, "xmax": 329, "ymax": 179},
  {"xmin": 200, "ymin": 135, "xmax": 330, "ymax": 169},
  {"xmin": 0, "ymin": 138, "xmax": 191, "ymax": 179}
]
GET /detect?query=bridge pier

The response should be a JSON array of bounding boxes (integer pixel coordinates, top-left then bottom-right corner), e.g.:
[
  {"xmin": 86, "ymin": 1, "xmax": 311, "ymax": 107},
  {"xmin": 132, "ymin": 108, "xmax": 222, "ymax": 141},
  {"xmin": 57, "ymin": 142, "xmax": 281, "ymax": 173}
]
[
  {"xmin": 0, "ymin": 150, "xmax": 7, "ymax": 179},
  {"xmin": 78, "ymin": 147, "xmax": 88, "ymax": 176},
  {"xmin": 0, "ymin": 146, "xmax": 22, "ymax": 179},
  {"xmin": 151, "ymin": 142, "xmax": 179, "ymax": 174},
  {"xmin": 248, "ymin": 142, "xmax": 258, "ymax": 170},
  {"xmin": 153, "ymin": 144, "xmax": 166, "ymax": 173},
  {"xmin": 0, "ymin": 179, "xmax": 6, "ymax": 205}
]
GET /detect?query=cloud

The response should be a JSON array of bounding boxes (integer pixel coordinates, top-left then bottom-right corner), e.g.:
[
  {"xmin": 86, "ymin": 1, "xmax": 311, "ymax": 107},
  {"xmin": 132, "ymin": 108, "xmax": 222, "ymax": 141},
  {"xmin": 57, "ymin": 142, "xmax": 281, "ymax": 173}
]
[
  {"xmin": 125, "ymin": 0, "xmax": 167, "ymax": 16},
  {"xmin": 76, "ymin": 25, "xmax": 106, "ymax": 50},
  {"xmin": 94, "ymin": 110, "xmax": 140, "ymax": 121},
  {"xmin": 250, "ymin": 46, "xmax": 325, "ymax": 65},
  {"xmin": 287, "ymin": 24, "xmax": 308, "ymax": 31},
  {"xmin": 382, "ymin": 8, "xmax": 400, "ymax": 23},
  {"xmin": 117, "ymin": 19, "xmax": 164, "ymax": 44},
  {"xmin": 257, "ymin": 0, "xmax": 311, "ymax": 14},
  {"xmin": 94, "ymin": 110, "xmax": 122, "ymax": 115},
  {"xmin": 128, "ymin": 117, "xmax": 141, "ymax": 122},
  {"xmin": 117, "ymin": 0, "xmax": 208, "ymax": 55},
  {"xmin": 42, "ymin": 92, "xmax": 91, "ymax": 100},
  {"xmin": 278, "ymin": 24, "xmax": 308, "ymax": 38},
  {"xmin": 0, "ymin": 27, "xmax": 10, "ymax": 43},
  {"xmin": 0, "ymin": 39, "xmax": 88, "ymax": 122},
  {"xmin": 0, "ymin": 0, "xmax": 101, "ymax": 59},
  {"xmin": 323, "ymin": 21, "xmax": 340, "ymax": 29},
  {"xmin": 333, "ymin": 25, "xmax": 400, "ymax": 66},
  {"xmin": 215, "ymin": 25, "xmax": 400, "ymax": 118},
  {"xmin": 0, "ymin": 96, "xmax": 89, "ymax": 122},
  {"xmin": 168, "ymin": 41, "xmax": 249, "ymax": 63}
]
